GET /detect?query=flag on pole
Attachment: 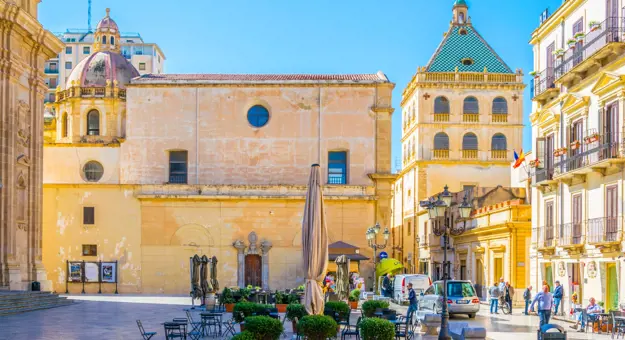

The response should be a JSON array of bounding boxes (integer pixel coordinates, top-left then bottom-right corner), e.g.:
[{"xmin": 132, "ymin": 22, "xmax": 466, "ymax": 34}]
[{"xmin": 513, "ymin": 149, "xmax": 525, "ymax": 169}]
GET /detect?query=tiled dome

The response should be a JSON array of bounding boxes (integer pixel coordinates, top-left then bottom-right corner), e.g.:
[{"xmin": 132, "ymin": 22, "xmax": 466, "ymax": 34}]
[
  {"xmin": 65, "ymin": 51, "xmax": 139, "ymax": 88},
  {"xmin": 96, "ymin": 8, "xmax": 119, "ymax": 31}
]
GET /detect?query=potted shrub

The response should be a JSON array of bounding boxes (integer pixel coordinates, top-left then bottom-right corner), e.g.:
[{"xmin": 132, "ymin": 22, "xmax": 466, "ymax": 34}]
[
  {"xmin": 287, "ymin": 292, "xmax": 300, "ymax": 305},
  {"xmin": 325, "ymin": 301, "xmax": 350, "ymax": 332},
  {"xmin": 244, "ymin": 316, "xmax": 284, "ymax": 340},
  {"xmin": 232, "ymin": 331, "xmax": 256, "ymax": 340},
  {"xmin": 570, "ymin": 140, "xmax": 581, "ymax": 150},
  {"xmin": 584, "ymin": 133, "xmax": 600, "ymax": 144},
  {"xmin": 567, "ymin": 38, "xmax": 577, "ymax": 49},
  {"xmin": 239, "ymin": 287, "xmax": 252, "ymax": 302},
  {"xmin": 553, "ymin": 147, "xmax": 567, "ymax": 157},
  {"xmin": 297, "ymin": 315, "xmax": 338, "ymax": 340},
  {"xmin": 296, "ymin": 284, "xmax": 305, "ymax": 292},
  {"xmin": 286, "ymin": 303, "xmax": 307, "ymax": 332},
  {"xmin": 360, "ymin": 318, "xmax": 396, "ymax": 340},
  {"xmin": 348, "ymin": 289, "xmax": 360, "ymax": 309},
  {"xmin": 589, "ymin": 21, "xmax": 601, "ymax": 32},
  {"xmin": 274, "ymin": 290, "xmax": 289, "ymax": 313},
  {"xmin": 254, "ymin": 286, "xmax": 262, "ymax": 293},
  {"xmin": 529, "ymin": 71, "xmax": 538, "ymax": 77},
  {"xmin": 529, "ymin": 159, "xmax": 540, "ymax": 168},
  {"xmin": 361, "ymin": 300, "xmax": 390, "ymax": 317},
  {"xmin": 233, "ymin": 302, "xmax": 273, "ymax": 323},
  {"xmin": 222, "ymin": 287, "xmax": 236, "ymax": 312},
  {"xmin": 553, "ymin": 49, "xmax": 566, "ymax": 58},
  {"xmin": 574, "ymin": 32, "xmax": 585, "ymax": 43}
]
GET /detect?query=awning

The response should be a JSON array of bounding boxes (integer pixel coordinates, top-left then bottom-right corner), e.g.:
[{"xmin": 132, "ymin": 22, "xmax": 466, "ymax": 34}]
[
  {"xmin": 329, "ymin": 254, "xmax": 369, "ymax": 261},
  {"xmin": 375, "ymin": 258, "xmax": 403, "ymax": 277},
  {"xmin": 327, "ymin": 261, "xmax": 359, "ymax": 273}
]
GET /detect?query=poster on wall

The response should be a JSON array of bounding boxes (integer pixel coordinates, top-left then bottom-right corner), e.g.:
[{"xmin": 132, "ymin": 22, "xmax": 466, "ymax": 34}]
[
  {"xmin": 68, "ymin": 262, "xmax": 83, "ymax": 282},
  {"xmin": 84, "ymin": 262, "xmax": 99, "ymax": 282},
  {"xmin": 101, "ymin": 262, "xmax": 117, "ymax": 283}
]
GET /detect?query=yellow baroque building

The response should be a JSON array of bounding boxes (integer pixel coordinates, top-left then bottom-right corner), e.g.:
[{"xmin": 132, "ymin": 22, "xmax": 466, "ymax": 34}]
[
  {"xmin": 391, "ymin": 0, "xmax": 525, "ymax": 277},
  {"xmin": 42, "ymin": 10, "xmax": 396, "ymax": 294},
  {"xmin": 0, "ymin": 0, "xmax": 63, "ymax": 290}
]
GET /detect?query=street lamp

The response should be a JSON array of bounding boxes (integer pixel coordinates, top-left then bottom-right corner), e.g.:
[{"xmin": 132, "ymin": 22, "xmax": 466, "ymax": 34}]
[
  {"xmin": 420, "ymin": 185, "xmax": 473, "ymax": 340},
  {"xmin": 366, "ymin": 222, "xmax": 389, "ymax": 295}
]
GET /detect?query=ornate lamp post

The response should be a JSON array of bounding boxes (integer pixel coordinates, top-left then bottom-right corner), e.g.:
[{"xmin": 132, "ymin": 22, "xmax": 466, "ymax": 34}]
[
  {"xmin": 420, "ymin": 185, "xmax": 473, "ymax": 340},
  {"xmin": 366, "ymin": 222, "xmax": 390, "ymax": 295}
]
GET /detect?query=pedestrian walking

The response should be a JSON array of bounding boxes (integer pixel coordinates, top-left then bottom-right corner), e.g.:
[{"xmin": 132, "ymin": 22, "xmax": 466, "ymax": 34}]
[
  {"xmin": 530, "ymin": 285, "xmax": 554, "ymax": 330},
  {"xmin": 489, "ymin": 282, "xmax": 500, "ymax": 314},
  {"xmin": 523, "ymin": 285, "xmax": 532, "ymax": 315},
  {"xmin": 504, "ymin": 281, "xmax": 514, "ymax": 314},
  {"xmin": 406, "ymin": 282, "xmax": 418, "ymax": 319},
  {"xmin": 553, "ymin": 281, "xmax": 563, "ymax": 316}
]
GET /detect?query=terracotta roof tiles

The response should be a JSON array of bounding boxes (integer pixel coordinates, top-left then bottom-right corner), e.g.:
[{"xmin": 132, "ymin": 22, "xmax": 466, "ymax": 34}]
[{"xmin": 131, "ymin": 72, "xmax": 390, "ymax": 85}]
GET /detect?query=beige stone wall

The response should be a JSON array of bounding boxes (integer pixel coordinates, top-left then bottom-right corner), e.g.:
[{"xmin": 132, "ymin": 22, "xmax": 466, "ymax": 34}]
[{"xmin": 0, "ymin": 0, "xmax": 63, "ymax": 290}]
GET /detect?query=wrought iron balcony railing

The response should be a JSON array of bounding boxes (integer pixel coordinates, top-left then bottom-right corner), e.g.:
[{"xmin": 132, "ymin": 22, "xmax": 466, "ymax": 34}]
[
  {"xmin": 532, "ymin": 68, "xmax": 556, "ymax": 99},
  {"xmin": 557, "ymin": 222, "xmax": 584, "ymax": 247},
  {"xmin": 168, "ymin": 174, "xmax": 188, "ymax": 184},
  {"xmin": 45, "ymin": 68, "xmax": 59, "ymax": 74},
  {"xmin": 534, "ymin": 167, "xmax": 554, "ymax": 184},
  {"xmin": 554, "ymin": 132, "xmax": 623, "ymax": 175},
  {"xmin": 587, "ymin": 216, "xmax": 622, "ymax": 244},
  {"xmin": 537, "ymin": 225, "xmax": 556, "ymax": 249}
]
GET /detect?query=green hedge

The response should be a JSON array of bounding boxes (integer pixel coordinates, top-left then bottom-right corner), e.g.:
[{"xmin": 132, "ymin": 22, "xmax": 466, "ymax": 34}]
[
  {"xmin": 233, "ymin": 302, "xmax": 273, "ymax": 322},
  {"xmin": 360, "ymin": 318, "xmax": 395, "ymax": 340},
  {"xmin": 285, "ymin": 303, "xmax": 307, "ymax": 321},
  {"xmin": 232, "ymin": 331, "xmax": 256, "ymax": 340},
  {"xmin": 325, "ymin": 301, "xmax": 350, "ymax": 320},
  {"xmin": 297, "ymin": 315, "xmax": 337, "ymax": 340},
  {"xmin": 244, "ymin": 316, "xmax": 283, "ymax": 340},
  {"xmin": 361, "ymin": 300, "xmax": 390, "ymax": 317}
]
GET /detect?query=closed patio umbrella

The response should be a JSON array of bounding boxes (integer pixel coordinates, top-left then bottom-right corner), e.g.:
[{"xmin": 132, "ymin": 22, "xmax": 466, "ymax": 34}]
[
  {"xmin": 302, "ymin": 164, "xmax": 329, "ymax": 315},
  {"xmin": 210, "ymin": 256, "xmax": 219, "ymax": 292},
  {"xmin": 335, "ymin": 255, "xmax": 349, "ymax": 301},
  {"xmin": 200, "ymin": 255, "xmax": 212, "ymax": 301}
]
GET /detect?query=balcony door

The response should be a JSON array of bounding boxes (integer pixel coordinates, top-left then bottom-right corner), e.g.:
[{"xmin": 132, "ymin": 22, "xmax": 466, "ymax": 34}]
[
  {"xmin": 545, "ymin": 201, "xmax": 555, "ymax": 246},
  {"xmin": 572, "ymin": 18, "xmax": 584, "ymax": 67},
  {"xmin": 606, "ymin": 185, "xmax": 618, "ymax": 242},
  {"xmin": 572, "ymin": 194, "xmax": 582, "ymax": 244},
  {"xmin": 546, "ymin": 42, "xmax": 555, "ymax": 86},
  {"xmin": 602, "ymin": 103, "xmax": 619, "ymax": 159},
  {"xmin": 607, "ymin": 0, "xmax": 619, "ymax": 43},
  {"xmin": 546, "ymin": 134, "xmax": 554, "ymax": 174}
]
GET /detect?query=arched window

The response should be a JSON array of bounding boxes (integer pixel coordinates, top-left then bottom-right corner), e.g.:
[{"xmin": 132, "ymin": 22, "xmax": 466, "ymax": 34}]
[
  {"xmin": 491, "ymin": 133, "xmax": 507, "ymax": 150},
  {"xmin": 463, "ymin": 97, "xmax": 479, "ymax": 114},
  {"xmin": 434, "ymin": 132, "xmax": 449, "ymax": 150},
  {"xmin": 87, "ymin": 110, "xmax": 100, "ymax": 136},
  {"xmin": 61, "ymin": 113, "xmax": 68, "ymax": 137},
  {"xmin": 462, "ymin": 133, "xmax": 478, "ymax": 150},
  {"xmin": 458, "ymin": 12, "xmax": 465, "ymax": 24},
  {"xmin": 102, "ymin": 35, "xmax": 107, "ymax": 44},
  {"xmin": 83, "ymin": 161, "xmax": 104, "ymax": 182},
  {"xmin": 434, "ymin": 96, "xmax": 450, "ymax": 114},
  {"xmin": 492, "ymin": 97, "xmax": 508, "ymax": 114},
  {"xmin": 110, "ymin": 36, "xmax": 115, "ymax": 45}
]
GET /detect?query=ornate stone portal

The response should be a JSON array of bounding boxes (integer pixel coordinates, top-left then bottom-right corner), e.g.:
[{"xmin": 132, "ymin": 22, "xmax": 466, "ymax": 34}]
[{"xmin": 232, "ymin": 232, "xmax": 273, "ymax": 290}]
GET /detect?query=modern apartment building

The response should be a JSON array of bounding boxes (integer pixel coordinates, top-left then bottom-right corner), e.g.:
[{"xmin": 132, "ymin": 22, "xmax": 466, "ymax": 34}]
[
  {"xmin": 43, "ymin": 27, "xmax": 165, "ymax": 104},
  {"xmin": 528, "ymin": 0, "xmax": 625, "ymax": 314}
]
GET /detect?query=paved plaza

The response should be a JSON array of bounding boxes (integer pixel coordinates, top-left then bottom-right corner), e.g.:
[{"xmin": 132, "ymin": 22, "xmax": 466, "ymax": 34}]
[{"xmin": 0, "ymin": 295, "xmax": 616, "ymax": 339}]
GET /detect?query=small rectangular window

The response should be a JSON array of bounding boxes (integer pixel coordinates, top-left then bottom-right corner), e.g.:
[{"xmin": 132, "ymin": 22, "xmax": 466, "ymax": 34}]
[
  {"xmin": 407, "ymin": 221, "xmax": 412, "ymax": 236},
  {"xmin": 83, "ymin": 46, "xmax": 90, "ymax": 54},
  {"xmin": 82, "ymin": 244, "xmax": 97, "ymax": 256},
  {"xmin": 65, "ymin": 61, "xmax": 72, "ymax": 69},
  {"xmin": 139, "ymin": 62, "xmax": 146, "ymax": 71},
  {"xmin": 169, "ymin": 151, "xmax": 188, "ymax": 184},
  {"xmin": 83, "ymin": 207, "xmax": 95, "ymax": 225},
  {"xmin": 65, "ymin": 46, "xmax": 73, "ymax": 54},
  {"xmin": 328, "ymin": 151, "xmax": 347, "ymax": 184}
]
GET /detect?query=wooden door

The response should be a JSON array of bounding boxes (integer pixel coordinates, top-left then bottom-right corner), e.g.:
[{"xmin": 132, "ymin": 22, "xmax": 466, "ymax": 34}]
[
  {"xmin": 606, "ymin": 185, "xmax": 618, "ymax": 242},
  {"xmin": 545, "ymin": 201, "xmax": 555, "ymax": 246},
  {"xmin": 607, "ymin": 0, "xmax": 619, "ymax": 42},
  {"xmin": 546, "ymin": 42, "xmax": 555, "ymax": 84},
  {"xmin": 572, "ymin": 194, "xmax": 582, "ymax": 244},
  {"xmin": 573, "ymin": 18, "xmax": 584, "ymax": 66},
  {"xmin": 245, "ymin": 255, "xmax": 262, "ymax": 288}
]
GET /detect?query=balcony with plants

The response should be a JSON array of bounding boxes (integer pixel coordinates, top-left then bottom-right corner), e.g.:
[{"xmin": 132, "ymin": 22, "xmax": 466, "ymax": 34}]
[
  {"xmin": 587, "ymin": 216, "xmax": 622, "ymax": 247},
  {"xmin": 537, "ymin": 225, "xmax": 556, "ymax": 251},
  {"xmin": 557, "ymin": 221, "xmax": 584, "ymax": 250},
  {"xmin": 554, "ymin": 17, "xmax": 625, "ymax": 87},
  {"xmin": 530, "ymin": 67, "xmax": 558, "ymax": 105}
]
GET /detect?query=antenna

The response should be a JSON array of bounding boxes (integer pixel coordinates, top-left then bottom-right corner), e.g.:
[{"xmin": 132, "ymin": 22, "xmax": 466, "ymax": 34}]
[{"xmin": 87, "ymin": 0, "xmax": 92, "ymax": 32}]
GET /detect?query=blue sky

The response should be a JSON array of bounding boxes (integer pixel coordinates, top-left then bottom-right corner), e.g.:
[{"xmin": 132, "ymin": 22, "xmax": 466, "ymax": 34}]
[{"xmin": 40, "ymin": 0, "xmax": 562, "ymax": 172}]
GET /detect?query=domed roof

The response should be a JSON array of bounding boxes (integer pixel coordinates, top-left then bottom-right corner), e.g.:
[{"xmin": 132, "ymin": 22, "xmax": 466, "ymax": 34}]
[
  {"xmin": 453, "ymin": 0, "xmax": 468, "ymax": 7},
  {"xmin": 66, "ymin": 51, "xmax": 139, "ymax": 89},
  {"xmin": 96, "ymin": 8, "xmax": 119, "ymax": 31}
]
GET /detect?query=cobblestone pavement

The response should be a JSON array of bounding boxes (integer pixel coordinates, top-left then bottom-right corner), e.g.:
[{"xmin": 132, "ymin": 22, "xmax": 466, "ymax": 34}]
[{"xmin": 0, "ymin": 295, "xmax": 617, "ymax": 339}]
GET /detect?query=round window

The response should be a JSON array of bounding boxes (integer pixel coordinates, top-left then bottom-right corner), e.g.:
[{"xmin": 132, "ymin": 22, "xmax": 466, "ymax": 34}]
[
  {"xmin": 461, "ymin": 58, "xmax": 474, "ymax": 66},
  {"xmin": 247, "ymin": 105, "xmax": 270, "ymax": 128},
  {"xmin": 83, "ymin": 161, "xmax": 104, "ymax": 182}
]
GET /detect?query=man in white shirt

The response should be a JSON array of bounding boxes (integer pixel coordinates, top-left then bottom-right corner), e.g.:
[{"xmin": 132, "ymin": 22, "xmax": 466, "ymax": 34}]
[{"xmin": 579, "ymin": 297, "xmax": 602, "ymax": 332}]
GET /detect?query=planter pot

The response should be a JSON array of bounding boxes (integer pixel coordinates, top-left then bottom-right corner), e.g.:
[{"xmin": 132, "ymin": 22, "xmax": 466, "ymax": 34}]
[
  {"xmin": 206, "ymin": 292, "xmax": 216, "ymax": 309},
  {"xmin": 349, "ymin": 301, "xmax": 358, "ymax": 309},
  {"xmin": 240, "ymin": 323, "xmax": 245, "ymax": 332},
  {"xmin": 570, "ymin": 142, "xmax": 580, "ymax": 150},
  {"xmin": 590, "ymin": 25, "xmax": 600, "ymax": 32},
  {"xmin": 291, "ymin": 321, "xmax": 298, "ymax": 334},
  {"xmin": 225, "ymin": 303, "xmax": 235, "ymax": 313},
  {"xmin": 276, "ymin": 304, "xmax": 288, "ymax": 313}
]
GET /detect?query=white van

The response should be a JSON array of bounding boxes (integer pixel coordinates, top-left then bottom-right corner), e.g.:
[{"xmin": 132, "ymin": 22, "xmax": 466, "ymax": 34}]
[{"xmin": 393, "ymin": 274, "xmax": 431, "ymax": 304}]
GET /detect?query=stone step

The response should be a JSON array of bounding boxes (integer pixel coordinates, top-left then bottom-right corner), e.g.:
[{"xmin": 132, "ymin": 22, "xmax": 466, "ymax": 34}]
[
  {"xmin": 0, "ymin": 290, "xmax": 74, "ymax": 316},
  {"xmin": 0, "ymin": 300, "xmax": 74, "ymax": 316},
  {"xmin": 0, "ymin": 297, "xmax": 69, "ymax": 311}
]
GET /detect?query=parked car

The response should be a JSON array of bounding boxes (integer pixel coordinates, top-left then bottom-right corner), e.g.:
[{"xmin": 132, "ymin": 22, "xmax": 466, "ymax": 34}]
[
  {"xmin": 393, "ymin": 274, "xmax": 431, "ymax": 304},
  {"xmin": 418, "ymin": 280, "xmax": 480, "ymax": 318}
]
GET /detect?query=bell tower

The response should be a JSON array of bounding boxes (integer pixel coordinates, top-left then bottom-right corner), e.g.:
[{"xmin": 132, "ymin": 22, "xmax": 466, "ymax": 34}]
[
  {"xmin": 93, "ymin": 8, "xmax": 121, "ymax": 53},
  {"xmin": 452, "ymin": 0, "xmax": 469, "ymax": 25}
]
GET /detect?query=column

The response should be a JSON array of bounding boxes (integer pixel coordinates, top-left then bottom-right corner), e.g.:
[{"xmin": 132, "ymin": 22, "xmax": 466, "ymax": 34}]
[
  {"xmin": 233, "ymin": 240, "xmax": 246, "ymax": 288},
  {"xmin": 260, "ymin": 240, "xmax": 273, "ymax": 291}
]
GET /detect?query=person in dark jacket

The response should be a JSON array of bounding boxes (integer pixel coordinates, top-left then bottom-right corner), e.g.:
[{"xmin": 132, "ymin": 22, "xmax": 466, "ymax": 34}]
[
  {"xmin": 406, "ymin": 282, "xmax": 418, "ymax": 319},
  {"xmin": 523, "ymin": 285, "xmax": 533, "ymax": 315},
  {"xmin": 553, "ymin": 281, "xmax": 563, "ymax": 315}
]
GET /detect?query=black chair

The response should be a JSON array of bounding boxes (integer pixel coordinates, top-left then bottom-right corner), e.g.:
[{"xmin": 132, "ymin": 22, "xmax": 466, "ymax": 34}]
[
  {"xmin": 266, "ymin": 307, "xmax": 280, "ymax": 320},
  {"xmin": 223, "ymin": 318, "xmax": 237, "ymax": 338},
  {"xmin": 136, "ymin": 320, "xmax": 157, "ymax": 340},
  {"xmin": 164, "ymin": 322, "xmax": 185, "ymax": 340},
  {"xmin": 341, "ymin": 316, "xmax": 362, "ymax": 339},
  {"xmin": 395, "ymin": 312, "xmax": 414, "ymax": 339},
  {"xmin": 581, "ymin": 310, "xmax": 601, "ymax": 333},
  {"xmin": 611, "ymin": 311, "xmax": 625, "ymax": 339}
]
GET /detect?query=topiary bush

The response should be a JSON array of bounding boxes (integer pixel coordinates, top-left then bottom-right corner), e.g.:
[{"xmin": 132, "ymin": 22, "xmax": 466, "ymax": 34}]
[
  {"xmin": 325, "ymin": 301, "xmax": 350, "ymax": 320},
  {"xmin": 348, "ymin": 289, "xmax": 361, "ymax": 302},
  {"xmin": 297, "ymin": 315, "xmax": 338, "ymax": 340},
  {"xmin": 222, "ymin": 287, "xmax": 235, "ymax": 304},
  {"xmin": 244, "ymin": 316, "xmax": 284, "ymax": 340},
  {"xmin": 361, "ymin": 300, "xmax": 390, "ymax": 317},
  {"xmin": 360, "ymin": 318, "xmax": 395, "ymax": 340},
  {"xmin": 233, "ymin": 302, "xmax": 273, "ymax": 322},
  {"xmin": 232, "ymin": 331, "xmax": 256, "ymax": 340},
  {"xmin": 285, "ymin": 303, "xmax": 307, "ymax": 321}
]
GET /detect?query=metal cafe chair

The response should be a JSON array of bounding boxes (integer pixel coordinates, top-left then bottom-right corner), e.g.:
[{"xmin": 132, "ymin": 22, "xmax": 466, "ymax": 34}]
[
  {"xmin": 136, "ymin": 320, "xmax": 157, "ymax": 340},
  {"xmin": 164, "ymin": 322, "xmax": 185, "ymax": 340}
]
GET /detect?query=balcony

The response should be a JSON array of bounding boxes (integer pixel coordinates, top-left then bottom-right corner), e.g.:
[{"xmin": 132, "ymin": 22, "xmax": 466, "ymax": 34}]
[
  {"xmin": 587, "ymin": 217, "xmax": 622, "ymax": 245},
  {"xmin": 554, "ymin": 132, "xmax": 625, "ymax": 181},
  {"xmin": 462, "ymin": 114, "xmax": 479, "ymax": 123},
  {"xmin": 168, "ymin": 174, "xmax": 188, "ymax": 184},
  {"xmin": 56, "ymin": 87, "xmax": 127, "ymax": 101},
  {"xmin": 432, "ymin": 113, "xmax": 450, "ymax": 123},
  {"xmin": 462, "ymin": 149, "xmax": 478, "ymax": 159},
  {"xmin": 490, "ymin": 150, "xmax": 507, "ymax": 160},
  {"xmin": 534, "ymin": 167, "xmax": 555, "ymax": 185},
  {"xmin": 491, "ymin": 114, "xmax": 508, "ymax": 123},
  {"xmin": 45, "ymin": 68, "xmax": 59, "ymax": 74},
  {"xmin": 537, "ymin": 225, "xmax": 556, "ymax": 250},
  {"xmin": 530, "ymin": 68, "xmax": 558, "ymax": 105},
  {"xmin": 432, "ymin": 149, "xmax": 449, "ymax": 160},
  {"xmin": 555, "ymin": 18, "xmax": 625, "ymax": 86},
  {"xmin": 557, "ymin": 222, "xmax": 584, "ymax": 248}
]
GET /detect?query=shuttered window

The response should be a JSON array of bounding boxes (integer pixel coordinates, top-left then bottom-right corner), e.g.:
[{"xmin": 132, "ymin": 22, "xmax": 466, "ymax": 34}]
[{"xmin": 83, "ymin": 207, "xmax": 95, "ymax": 225}]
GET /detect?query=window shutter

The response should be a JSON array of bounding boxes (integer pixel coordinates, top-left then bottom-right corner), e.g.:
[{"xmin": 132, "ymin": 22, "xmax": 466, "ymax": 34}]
[
  {"xmin": 83, "ymin": 207, "xmax": 95, "ymax": 225},
  {"xmin": 536, "ymin": 138, "xmax": 545, "ymax": 169}
]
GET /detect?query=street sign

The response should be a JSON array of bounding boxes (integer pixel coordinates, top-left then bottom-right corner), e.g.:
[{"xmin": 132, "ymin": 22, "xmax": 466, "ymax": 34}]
[{"xmin": 379, "ymin": 251, "xmax": 388, "ymax": 259}]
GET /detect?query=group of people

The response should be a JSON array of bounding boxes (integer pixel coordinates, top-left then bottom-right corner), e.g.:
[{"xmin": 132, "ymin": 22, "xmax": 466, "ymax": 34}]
[{"xmin": 488, "ymin": 277, "xmax": 514, "ymax": 314}]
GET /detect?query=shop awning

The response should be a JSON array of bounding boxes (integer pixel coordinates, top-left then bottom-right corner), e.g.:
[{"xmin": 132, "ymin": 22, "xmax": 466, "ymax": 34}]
[
  {"xmin": 375, "ymin": 258, "xmax": 403, "ymax": 277},
  {"xmin": 329, "ymin": 254, "xmax": 369, "ymax": 261},
  {"xmin": 327, "ymin": 261, "xmax": 359, "ymax": 273}
]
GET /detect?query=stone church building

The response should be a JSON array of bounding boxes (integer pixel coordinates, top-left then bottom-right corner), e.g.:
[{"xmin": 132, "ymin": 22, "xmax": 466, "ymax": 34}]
[
  {"xmin": 0, "ymin": 0, "xmax": 63, "ymax": 290},
  {"xmin": 42, "ymin": 10, "xmax": 395, "ymax": 293}
]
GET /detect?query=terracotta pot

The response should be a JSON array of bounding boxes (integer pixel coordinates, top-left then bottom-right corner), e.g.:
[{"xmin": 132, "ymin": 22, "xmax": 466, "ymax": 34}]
[
  {"xmin": 276, "ymin": 304, "xmax": 287, "ymax": 313},
  {"xmin": 291, "ymin": 321, "xmax": 298, "ymax": 334},
  {"xmin": 240, "ymin": 323, "xmax": 246, "ymax": 332},
  {"xmin": 225, "ymin": 303, "xmax": 235, "ymax": 313},
  {"xmin": 349, "ymin": 301, "xmax": 358, "ymax": 309}
]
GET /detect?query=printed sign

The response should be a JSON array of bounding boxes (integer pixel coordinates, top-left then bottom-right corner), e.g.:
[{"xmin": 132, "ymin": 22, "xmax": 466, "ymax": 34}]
[
  {"xmin": 84, "ymin": 262, "xmax": 99, "ymax": 282},
  {"xmin": 68, "ymin": 262, "xmax": 83, "ymax": 282},
  {"xmin": 379, "ymin": 251, "xmax": 388, "ymax": 259},
  {"xmin": 101, "ymin": 262, "xmax": 117, "ymax": 283}
]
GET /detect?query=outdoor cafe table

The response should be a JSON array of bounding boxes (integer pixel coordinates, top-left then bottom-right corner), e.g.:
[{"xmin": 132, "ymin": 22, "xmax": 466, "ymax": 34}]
[
  {"xmin": 595, "ymin": 313, "xmax": 610, "ymax": 334},
  {"xmin": 201, "ymin": 312, "xmax": 223, "ymax": 336}
]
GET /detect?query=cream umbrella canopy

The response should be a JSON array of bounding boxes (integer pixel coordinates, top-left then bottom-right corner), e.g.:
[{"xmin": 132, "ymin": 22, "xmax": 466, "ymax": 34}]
[{"xmin": 302, "ymin": 164, "xmax": 329, "ymax": 315}]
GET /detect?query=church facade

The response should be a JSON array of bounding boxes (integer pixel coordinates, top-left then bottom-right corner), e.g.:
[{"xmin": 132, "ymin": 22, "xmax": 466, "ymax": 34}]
[
  {"xmin": 42, "ymin": 10, "xmax": 395, "ymax": 294},
  {"xmin": 0, "ymin": 0, "xmax": 63, "ymax": 290}
]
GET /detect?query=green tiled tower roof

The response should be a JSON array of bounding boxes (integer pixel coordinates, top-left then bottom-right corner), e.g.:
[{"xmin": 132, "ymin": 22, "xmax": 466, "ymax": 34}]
[
  {"xmin": 453, "ymin": 0, "xmax": 468, "ymax": 6},
  {"xmin": 425, "ymin": 25, "xmax": 513, "ymax": 74}
]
